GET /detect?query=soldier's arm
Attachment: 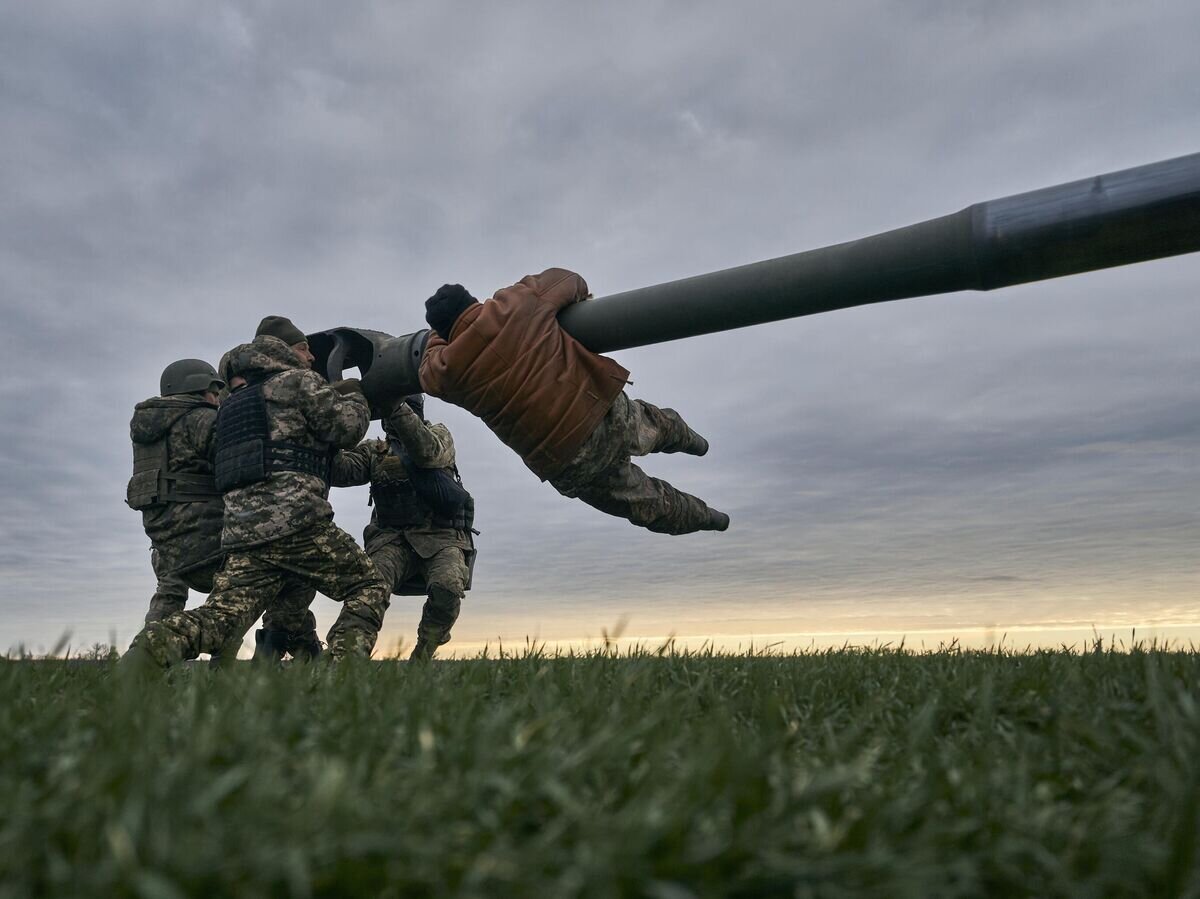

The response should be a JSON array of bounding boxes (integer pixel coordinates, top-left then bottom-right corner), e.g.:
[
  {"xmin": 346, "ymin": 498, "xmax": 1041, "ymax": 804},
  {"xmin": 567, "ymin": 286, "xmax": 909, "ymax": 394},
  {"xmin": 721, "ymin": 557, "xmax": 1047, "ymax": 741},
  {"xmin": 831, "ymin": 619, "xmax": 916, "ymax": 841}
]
[
  {"xmin": 292, "ymin": 370, "xmax": 371, "ymax": 449},
  {"xmin": 185, "ymin": 406, "xmax": 220, "ymax": 466},
  {"xmin": 417, "ymin": 336, "xmax": 449, "ymax": 398},
  {"xmin": 526, "ymin": 268, "xmax": 589, "ymax": 311},
  {"xmin": 385, "ymin": 405, "xmax": 455, "ymax": 468},
  {"xmin": 331, "ymin": 440, "xmax": 382, "ymax": 488}
]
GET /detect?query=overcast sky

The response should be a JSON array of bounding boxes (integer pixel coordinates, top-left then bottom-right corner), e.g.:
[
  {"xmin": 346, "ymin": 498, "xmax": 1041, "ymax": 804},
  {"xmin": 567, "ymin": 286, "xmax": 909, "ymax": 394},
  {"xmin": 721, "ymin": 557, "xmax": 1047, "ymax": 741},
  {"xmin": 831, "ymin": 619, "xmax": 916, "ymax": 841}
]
[{"xmin": 1, "ymin": 1, "xmax": 1197, "ymax": 656}]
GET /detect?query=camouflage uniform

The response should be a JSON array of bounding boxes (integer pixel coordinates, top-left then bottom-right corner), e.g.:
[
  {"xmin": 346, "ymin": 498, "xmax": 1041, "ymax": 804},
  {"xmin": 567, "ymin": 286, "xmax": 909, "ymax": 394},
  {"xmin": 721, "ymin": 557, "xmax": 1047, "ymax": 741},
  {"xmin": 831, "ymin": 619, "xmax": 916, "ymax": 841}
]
[
  {"xmin": 128, "ymin": 388, "xmax": 318, "ymax": 659},
  {"xmin": 333, "ymin": 402, "xmax": 473, "ymax": 659},
  {"xmin": 549, "ymin": 392, "xmax": 713, "ymax": 534},
  {"xmin": 127, "ymin": 336, "xmax": 390, "ymax": 666},
  {"xmin": 127, "ymin": 394, "xmax": 225, "ymax": 623}
]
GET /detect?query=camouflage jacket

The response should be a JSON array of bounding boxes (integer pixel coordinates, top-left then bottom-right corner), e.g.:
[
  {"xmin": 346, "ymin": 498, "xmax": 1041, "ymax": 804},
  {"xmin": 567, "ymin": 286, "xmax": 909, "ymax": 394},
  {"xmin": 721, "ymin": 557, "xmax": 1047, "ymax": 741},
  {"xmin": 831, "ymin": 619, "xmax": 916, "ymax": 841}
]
[
  {"xmin": 128, "ymin": 395, "xmax": 224, "ymax": 575},
  {"xmin": 220, "ymin": 335, "xmax": 371, "ymax": 549},
  {"xmin": 332, "ymin": 404, "xmax": 473, "ymax": 558}
]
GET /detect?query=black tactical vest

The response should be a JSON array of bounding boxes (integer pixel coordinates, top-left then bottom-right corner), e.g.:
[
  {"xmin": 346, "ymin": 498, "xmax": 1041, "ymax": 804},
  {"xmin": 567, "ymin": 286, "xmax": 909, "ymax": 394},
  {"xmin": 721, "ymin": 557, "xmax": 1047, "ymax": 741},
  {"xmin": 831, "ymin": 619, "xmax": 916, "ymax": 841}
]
[
  {"xmin": 214, "ymin": 376, "xmax": 333, "ymax": 493},
  {"xmin": 370, "ymin": 447, "xmax": 474, "ymax": 532},
  {"xmin": 126, "ymin": 407, "xmax": 221, "ymax": 510}
]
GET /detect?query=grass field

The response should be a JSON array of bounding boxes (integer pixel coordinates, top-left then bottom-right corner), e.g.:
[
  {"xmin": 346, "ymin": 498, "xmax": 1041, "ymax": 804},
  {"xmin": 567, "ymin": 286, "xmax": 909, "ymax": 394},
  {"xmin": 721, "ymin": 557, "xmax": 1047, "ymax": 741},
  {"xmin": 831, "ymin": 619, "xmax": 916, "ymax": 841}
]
[{"xmin": 2, "ymin": 645, "xmax": 1199, "ymax": 898}]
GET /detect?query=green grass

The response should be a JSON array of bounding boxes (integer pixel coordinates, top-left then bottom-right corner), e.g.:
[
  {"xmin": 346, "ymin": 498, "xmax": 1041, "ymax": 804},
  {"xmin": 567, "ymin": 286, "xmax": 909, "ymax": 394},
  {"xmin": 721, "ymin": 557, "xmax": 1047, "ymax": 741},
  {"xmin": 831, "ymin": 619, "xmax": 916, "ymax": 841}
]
[{"xmin": 2, "ymin": 645, "xmax": 1199, "ymax": 898}]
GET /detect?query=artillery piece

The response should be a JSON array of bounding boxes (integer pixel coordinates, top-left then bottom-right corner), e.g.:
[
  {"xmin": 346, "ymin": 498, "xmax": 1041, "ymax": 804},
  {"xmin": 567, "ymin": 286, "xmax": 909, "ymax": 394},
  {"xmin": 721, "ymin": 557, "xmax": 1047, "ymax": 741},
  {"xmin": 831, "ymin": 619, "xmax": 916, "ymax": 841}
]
[{"xmin": 308, "ymin": 152, "xmax": 1200, "ymax": 409}]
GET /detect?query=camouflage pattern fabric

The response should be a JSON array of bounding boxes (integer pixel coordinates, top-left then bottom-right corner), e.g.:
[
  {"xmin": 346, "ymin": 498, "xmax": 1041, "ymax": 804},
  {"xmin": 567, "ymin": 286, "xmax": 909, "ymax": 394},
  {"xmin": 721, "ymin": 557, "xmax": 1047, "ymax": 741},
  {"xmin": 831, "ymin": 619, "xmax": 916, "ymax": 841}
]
[
  {"xmin": 260, "ymin": 584, "xmax": 320, "ymax": 639},
  {"xmin": 549, "ymin": 391, "xmax": 714, "ymax": 535},
  {"xmin": 144, "ymin": 554, "xmax": 317, "ymax": 658},
  {"xmin": 370, "ymin": 542, "xmax": 468, "ymax": 654},
  {"xmin": 130, "ymin": 520, "xmax": 390, "ymax": 664},
  {"xmin": 124, "ymin": 335, "xmax": 380, "ymax": 667},
  {"xmin": 332, "ymin": 403, "xmax": 473, "ymax": 558},
  {"xmin": 145, "ymin": 553, "xmax": 218, "ymax": 624},
  {"xmin": 220, "ymin": 335, "xmax": 371, "ymax": 549},
  {"xmin": 331, "ymin": 403, "xmax": 473, "ymax": 658},
  {"xmin": 130, "ymin": 395, "xmax": 225, "ymax": 580}
]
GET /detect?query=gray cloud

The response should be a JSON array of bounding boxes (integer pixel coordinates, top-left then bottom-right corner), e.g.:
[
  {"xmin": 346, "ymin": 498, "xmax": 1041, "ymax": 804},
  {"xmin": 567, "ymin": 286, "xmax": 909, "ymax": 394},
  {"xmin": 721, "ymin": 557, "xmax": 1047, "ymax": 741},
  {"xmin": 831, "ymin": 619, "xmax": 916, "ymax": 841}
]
[{"xmin": 1, "ymin": 1, "xmax": 1197, "ymax": 653}]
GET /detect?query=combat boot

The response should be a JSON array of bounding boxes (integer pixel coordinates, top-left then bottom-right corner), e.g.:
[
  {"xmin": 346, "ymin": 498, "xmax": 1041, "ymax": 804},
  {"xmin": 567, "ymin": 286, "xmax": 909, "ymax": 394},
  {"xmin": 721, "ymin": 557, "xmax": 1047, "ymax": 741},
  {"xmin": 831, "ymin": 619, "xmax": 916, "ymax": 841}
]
[
  {"xmin": 409, "ymin": 637, "xmax": 438, "ymax": 662},
  {"xmin": 252, "ymin": 628, "xmax": 289, "ymax": 664},
  {"xmin": 411, "ymin": 589, "xmax": 460, "ymax": 662},
  {"xmin": 702, "ymin": 509, "xmax": 730, "ymax": 532},
  {"xmin": 679, "ymin": 429, "xmax": 709, "ymax": 456},
  {"xmin": 114, "ymin": 642, "xmax": 165, "ymax": 681},
  {"xmin": 287, "ymin": 630, "xmax": 324, "ymax": 663}
]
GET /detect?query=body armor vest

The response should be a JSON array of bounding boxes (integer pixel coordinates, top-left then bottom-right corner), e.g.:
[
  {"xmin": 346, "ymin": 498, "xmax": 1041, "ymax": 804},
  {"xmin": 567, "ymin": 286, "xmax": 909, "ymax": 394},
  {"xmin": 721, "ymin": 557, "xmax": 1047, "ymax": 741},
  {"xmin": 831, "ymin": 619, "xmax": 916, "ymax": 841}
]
[
  {"xmin": 214, "ymin": 376, "xmax": 333, "ymax": 493},
  {"xmin": 126, "ymin": 408, "xmax": 221, "ymax": 510},
  {"xmin": 370, "ymin": 447, "xmax": 474, "ymax": 532}
]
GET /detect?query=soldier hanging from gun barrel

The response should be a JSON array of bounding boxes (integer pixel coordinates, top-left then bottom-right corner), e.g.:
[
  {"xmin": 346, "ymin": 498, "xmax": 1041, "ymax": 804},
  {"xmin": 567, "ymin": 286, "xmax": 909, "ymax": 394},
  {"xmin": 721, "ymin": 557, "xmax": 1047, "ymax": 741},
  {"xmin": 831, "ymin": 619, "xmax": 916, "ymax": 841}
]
[{"xmin": 419, "ymin": 268, "xmax": 729, "ymax": 535}]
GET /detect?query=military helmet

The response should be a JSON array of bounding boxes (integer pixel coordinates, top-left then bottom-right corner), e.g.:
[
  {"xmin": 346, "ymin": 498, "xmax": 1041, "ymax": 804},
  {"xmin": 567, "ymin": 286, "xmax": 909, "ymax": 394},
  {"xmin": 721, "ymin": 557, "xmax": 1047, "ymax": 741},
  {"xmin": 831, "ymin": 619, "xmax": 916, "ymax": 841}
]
[{"xmin": 160, "ymin": 359, "xmax": 225, "ymax": 397}]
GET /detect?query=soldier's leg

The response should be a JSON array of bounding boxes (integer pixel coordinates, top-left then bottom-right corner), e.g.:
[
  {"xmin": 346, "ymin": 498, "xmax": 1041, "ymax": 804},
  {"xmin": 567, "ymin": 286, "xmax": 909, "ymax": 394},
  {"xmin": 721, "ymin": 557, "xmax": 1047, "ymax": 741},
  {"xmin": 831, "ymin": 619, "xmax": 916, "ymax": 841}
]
[
  {"xmin": 256, "ymin": 580, "xmax": 321, "ymax": 661},
  {"xmin": 626, "ymin": 396, "xmax": 710, "ymax": 457},
  {"xmin": 180, "ymin": 560, "xmax": 250, "ymax": 663},
  {"xmin": 128, "ymin": 551, "xmax": 287, "ymax": 667},
  {"xmin": 411, "ymin": 547, "xmax": 468, "ymax": 661},
  {"xmin": 573, "ymin": 459, "xmax": 719, "ymax": 535},
  {"xmin": 556, "ymin": 393, "xmax": 726, "ymax": 533},
  {"xmin": 368, "ymin": 542, "xmax": 418, "ymax": 595},
  {"xmin": 180, "ymin": 561, "xmax": 221, "ymax": 594},
  {"xmin": 145, "ymin": 550, "xmax": 189, "ymax": 624},
  {"xmin": 260, "ymin": 521, "xmax": 390, "ymax": 660}
]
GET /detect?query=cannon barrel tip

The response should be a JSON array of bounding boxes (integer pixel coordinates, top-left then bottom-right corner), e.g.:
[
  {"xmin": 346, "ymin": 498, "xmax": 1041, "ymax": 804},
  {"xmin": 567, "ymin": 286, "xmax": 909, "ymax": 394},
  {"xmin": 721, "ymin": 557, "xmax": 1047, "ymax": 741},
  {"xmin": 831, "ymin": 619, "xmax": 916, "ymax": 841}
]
[{"xmin": 307, "ymin": 327, "xmax": 429, "ymax": 418}]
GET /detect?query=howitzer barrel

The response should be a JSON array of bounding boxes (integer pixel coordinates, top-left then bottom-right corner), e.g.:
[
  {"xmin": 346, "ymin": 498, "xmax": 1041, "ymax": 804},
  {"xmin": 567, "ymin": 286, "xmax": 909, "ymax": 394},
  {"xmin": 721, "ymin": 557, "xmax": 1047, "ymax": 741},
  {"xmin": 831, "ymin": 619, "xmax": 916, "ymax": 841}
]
[
  {"xmin": 310, "ymin": 152, "xmax": 1200, "ymax": 409},
  {"xmin": 306, "ymin": 327, "xmax": 429, "ymax": 414},
  {"xmin": 559, "ymin": 152, "xmax": 1200, "ymax": 352}
]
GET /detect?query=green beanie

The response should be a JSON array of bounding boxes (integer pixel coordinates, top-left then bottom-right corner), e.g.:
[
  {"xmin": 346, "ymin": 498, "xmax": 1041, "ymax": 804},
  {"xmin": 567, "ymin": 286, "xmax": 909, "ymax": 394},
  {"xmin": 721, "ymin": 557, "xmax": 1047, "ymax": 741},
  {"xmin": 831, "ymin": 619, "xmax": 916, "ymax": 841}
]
[{"xmin": 255, "ymin": 315, "xmax": 306, "ymax": 346}]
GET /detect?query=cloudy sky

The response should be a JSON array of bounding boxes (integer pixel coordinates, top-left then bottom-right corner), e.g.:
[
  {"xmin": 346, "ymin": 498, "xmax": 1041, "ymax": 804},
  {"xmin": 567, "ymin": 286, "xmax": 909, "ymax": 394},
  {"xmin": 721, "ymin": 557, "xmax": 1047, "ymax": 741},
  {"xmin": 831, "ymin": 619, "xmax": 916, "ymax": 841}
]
[{"xmin": 2, "ymin": 1, "xmax": 1197, "ymax": 656}]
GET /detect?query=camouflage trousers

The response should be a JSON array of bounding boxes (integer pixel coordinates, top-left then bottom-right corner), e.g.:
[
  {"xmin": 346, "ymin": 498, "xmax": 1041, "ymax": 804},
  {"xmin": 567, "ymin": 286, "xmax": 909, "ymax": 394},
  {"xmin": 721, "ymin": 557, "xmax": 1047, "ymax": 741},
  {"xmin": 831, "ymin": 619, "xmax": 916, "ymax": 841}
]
[
  {"xmin": 146, "ymin": 550, "xmax": 318, "ymax": 657},
  {"xmin": 146, "ymin": 550, "xmax": 217, "ymax": 624},
  {"xmin": 372, "ymin": 541, "xmax": 468, "ymax": 657},
  {"xmin": 549, "ymin": 392, "xmax": 713, "ymax": 535},
  {"xmin": 131, "ymin": 520, "xmax": 390, "ymax": 665}
]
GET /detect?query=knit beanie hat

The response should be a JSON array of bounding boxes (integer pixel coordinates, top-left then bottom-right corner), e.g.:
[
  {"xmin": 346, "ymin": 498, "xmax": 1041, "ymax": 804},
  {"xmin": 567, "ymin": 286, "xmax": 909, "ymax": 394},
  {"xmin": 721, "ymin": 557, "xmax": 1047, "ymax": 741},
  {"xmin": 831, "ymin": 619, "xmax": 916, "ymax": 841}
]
[
  {"xmin": 424, "ymin": 284, "xmax": 477, "ymax": 340},
  {"xmin": 255, "ymin": 315, "xmax": 306, "ymax": 346}
]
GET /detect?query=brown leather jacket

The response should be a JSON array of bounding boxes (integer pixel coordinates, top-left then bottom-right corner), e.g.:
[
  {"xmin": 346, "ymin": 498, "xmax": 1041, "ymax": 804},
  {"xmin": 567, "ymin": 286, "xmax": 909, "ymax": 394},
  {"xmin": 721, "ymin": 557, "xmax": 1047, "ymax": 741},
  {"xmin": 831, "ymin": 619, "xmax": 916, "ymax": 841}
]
[{"xmin": 419, "ymin": 268, "xmax": 630, "ymax": 480}]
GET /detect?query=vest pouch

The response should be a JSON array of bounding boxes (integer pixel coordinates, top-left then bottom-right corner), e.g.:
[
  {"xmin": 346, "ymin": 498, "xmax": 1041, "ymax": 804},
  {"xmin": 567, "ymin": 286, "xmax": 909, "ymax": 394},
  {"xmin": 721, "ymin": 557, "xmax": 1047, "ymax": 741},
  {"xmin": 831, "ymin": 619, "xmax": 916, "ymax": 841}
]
[
  {"xmin": 128, "ymin": 439, "xmax": 168, "ymax": 509},
  {"xmin": 463, "ymin": 546, "xmax": 477, "ymax": 591},
  {"xmin": 403, "ymin": 461, "xmax": 470, "ymax": 519},
  {"xmin": 371, "ymin": 481, "xmax": 429, "ymax": 529},
  {"xmin": 126, "ymin": 469, "xmax": 162, "ymax": 510},
  {"xmin": 160, "ymin": 472, "xmax": 221, "ymax": 502},
  {"xmin": 215, "ymin": 438, "xmax": 268, "ymax": 492},
  {"xmin": 457, "ymin": 495, "xmax": 475, "ymax": 533}
]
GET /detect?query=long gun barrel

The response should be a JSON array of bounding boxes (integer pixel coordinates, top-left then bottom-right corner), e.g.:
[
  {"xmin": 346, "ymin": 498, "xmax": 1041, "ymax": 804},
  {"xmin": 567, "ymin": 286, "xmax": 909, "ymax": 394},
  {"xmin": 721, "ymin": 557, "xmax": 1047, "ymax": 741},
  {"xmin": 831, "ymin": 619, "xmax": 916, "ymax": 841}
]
[{"xmin": 309, "ymin": 152, "xmax": 1200, "ymax": 410}]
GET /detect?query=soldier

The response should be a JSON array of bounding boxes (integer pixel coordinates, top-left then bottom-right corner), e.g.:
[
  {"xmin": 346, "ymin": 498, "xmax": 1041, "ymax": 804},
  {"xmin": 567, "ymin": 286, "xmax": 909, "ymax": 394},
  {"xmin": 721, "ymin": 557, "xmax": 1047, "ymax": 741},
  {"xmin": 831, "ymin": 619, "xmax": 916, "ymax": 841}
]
[
  {"xmin": 120, "ymin": 316, "xmax": 391, "ymax": 670},
  {"xmin": 215, "ymin": 350, "xmax": 322, "ymax": 663},
  {"xmin": 127, "ymin": 358, "xmax": 321, "ymax": 662},
  {"xmin": 126, "ymin": 359, "xmax": 227, "ymax": 625},
  {"xmin": 420, "ymin": 269, "xmax": 729, "ymax": 535},
  {"xmin": 331, "ymin": 394, "xmax": 475, "ymax": 661}
]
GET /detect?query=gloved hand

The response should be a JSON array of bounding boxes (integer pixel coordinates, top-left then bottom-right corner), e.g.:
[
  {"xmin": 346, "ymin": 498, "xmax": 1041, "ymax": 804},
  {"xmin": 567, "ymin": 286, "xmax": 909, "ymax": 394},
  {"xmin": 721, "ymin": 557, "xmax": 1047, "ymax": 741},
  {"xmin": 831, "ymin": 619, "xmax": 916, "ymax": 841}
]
[
  {"xmin": 382, "ymin": 395, "xmax": 424, "ymax": 423},
  {"xmin": 330, "ymin": 378, "xmax": 364, "ymax": 397}
]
